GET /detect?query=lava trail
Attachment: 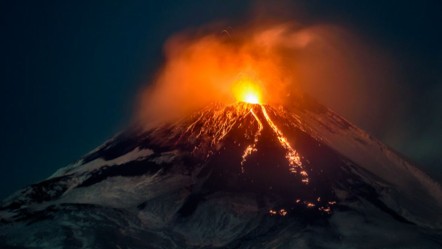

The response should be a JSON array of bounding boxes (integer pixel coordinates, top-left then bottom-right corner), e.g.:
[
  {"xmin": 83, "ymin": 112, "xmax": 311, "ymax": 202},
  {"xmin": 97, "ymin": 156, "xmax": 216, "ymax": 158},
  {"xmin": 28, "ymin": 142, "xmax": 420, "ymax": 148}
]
[
  {"xmin": 240, "ymin": 104, "xmax": 309, "ymax": 183},
  {"xmin": 241, "ymin": 109, "xmax": 263, "ymax": 173}
]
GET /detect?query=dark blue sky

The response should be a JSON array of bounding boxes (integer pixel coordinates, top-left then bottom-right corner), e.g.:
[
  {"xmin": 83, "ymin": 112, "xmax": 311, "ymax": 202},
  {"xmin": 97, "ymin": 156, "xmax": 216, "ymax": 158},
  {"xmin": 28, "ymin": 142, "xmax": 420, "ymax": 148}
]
[{"xmin": 1, "ymin": 1, "xmax": 441, "ymax": 198}]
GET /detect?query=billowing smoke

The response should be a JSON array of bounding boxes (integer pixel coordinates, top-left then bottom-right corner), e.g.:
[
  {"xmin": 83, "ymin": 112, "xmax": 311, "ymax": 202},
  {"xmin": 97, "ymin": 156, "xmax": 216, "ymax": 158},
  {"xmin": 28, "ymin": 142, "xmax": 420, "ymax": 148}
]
[{"xmin": 138, "ymin": 20, "xmax": 394, "ymax": 128}]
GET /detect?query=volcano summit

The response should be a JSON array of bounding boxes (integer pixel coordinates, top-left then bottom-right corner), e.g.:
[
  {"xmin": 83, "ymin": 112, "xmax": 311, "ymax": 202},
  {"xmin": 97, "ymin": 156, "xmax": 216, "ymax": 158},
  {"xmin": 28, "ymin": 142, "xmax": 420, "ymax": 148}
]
[{"xmin": 1, "ymin": 97, "xmax": 441, "ymax": 248}]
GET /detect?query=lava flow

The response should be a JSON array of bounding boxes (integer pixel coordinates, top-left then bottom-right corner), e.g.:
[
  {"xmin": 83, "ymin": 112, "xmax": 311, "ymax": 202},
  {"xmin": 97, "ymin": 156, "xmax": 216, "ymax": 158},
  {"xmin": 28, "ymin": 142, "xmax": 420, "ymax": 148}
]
[
  {"xmin": 234, "ymin": 78, "xmax": 309, "ymax": 183},
  {"xmin": 171, "ymin": 76, "xmax": 319, "ymax": 215},
  {"xmin": 240, "ymin": 108, "xmax": 263, "ymax": 173}
]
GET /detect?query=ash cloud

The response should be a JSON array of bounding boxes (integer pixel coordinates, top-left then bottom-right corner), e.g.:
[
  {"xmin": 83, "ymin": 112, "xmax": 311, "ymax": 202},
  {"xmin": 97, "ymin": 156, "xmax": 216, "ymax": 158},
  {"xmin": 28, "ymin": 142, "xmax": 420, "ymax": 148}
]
[{"xmin": 138, "ymin": 12, "xmax": 396, "ymax": 130}]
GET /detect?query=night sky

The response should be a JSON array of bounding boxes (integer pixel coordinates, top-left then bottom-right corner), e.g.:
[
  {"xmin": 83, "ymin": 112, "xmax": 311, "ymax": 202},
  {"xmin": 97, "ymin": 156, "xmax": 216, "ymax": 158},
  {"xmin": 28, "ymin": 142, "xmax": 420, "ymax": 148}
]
[{"xmin": 1, "ymin": 1, "xmax": 441, "ymax": 199}]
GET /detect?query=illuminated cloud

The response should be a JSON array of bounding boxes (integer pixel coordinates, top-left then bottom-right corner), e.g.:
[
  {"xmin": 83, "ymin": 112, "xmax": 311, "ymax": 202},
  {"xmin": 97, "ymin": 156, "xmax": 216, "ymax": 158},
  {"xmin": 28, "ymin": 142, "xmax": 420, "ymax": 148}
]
[{"xmin": 137, "ymin": 21, "xmax": 393, "ymax": 127}]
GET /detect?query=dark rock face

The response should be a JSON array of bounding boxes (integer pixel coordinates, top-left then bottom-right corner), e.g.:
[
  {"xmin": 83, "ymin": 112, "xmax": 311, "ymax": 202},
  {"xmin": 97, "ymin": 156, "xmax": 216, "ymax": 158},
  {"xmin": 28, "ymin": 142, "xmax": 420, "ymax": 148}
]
[{"xmin": 1, "ymin": 102, "xmax": 441, "ymax": 249}]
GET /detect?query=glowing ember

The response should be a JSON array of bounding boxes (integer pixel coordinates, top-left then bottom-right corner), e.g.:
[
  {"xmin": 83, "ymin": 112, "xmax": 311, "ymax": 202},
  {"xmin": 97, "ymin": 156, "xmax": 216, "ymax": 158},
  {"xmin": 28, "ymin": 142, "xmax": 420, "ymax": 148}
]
[
  {"xmin": 279, "ymin": 209, "xmax": 288, "ymax": 216},
  {"xmin": 268, "ymin": 209, "xmax": 288, "ymax": 217},
  {"xmin": 306, "ymin": 202, "xmax": 316, "ymax": 208},
  {"xmin": 319, "ymin": 206, "xmax": 332, "ymax": 214}
]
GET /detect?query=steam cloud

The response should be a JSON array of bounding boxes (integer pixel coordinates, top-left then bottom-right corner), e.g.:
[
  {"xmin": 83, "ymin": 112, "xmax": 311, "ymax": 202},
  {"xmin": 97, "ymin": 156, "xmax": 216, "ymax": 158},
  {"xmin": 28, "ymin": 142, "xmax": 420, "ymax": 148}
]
[{"xmin": 138, "ymin": 20, "xmax": 395, "ymax": 128}]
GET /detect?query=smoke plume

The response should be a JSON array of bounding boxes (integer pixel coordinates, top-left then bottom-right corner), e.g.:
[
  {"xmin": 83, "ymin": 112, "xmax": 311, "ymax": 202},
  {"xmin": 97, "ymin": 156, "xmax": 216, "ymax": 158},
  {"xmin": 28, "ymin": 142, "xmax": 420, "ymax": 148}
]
[{"xmin": 138, "ymin": 20, "xmax": 394, "ymax": 128}]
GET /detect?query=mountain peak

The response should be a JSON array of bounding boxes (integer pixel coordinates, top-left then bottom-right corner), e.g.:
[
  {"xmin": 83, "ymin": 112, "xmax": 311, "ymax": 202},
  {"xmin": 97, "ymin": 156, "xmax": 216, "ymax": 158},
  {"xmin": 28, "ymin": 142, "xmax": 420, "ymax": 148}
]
[{"xmin": 1, "ymin": 100, "xmax": 442, "ymax": 248}]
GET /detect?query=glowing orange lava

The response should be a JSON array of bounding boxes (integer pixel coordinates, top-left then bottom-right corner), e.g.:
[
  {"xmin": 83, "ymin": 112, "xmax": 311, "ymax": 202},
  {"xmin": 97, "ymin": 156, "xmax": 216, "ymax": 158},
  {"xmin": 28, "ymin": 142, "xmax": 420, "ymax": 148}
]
[
  {"xmin": 244, "ymin": 93, "xmax": 259, "ymax": 104},
  {"xmin": 180, "ymin": 100, "xmax": 334, "ymax": 214},
  {"xmin": 233, "ymin": 76, "xmax": 262, "ymax": 104},
  {"xmin": 240, "ymin": 109, "xmax": 263, "ymax": 173},
  {"xmin": 262, "ymin": 105, "xmax": 309, "ymax": 183},
  {"xmin": 236, "ymin": 81, "xmax": 309, "ymax": 184}
]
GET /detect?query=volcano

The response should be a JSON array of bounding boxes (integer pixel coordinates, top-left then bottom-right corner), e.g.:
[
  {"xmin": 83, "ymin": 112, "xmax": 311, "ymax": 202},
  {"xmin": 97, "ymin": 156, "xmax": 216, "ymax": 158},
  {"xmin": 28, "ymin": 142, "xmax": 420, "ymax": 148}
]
[{"xmin": 1, "ymin": 97, "xmax": 441, "ymax": 248}]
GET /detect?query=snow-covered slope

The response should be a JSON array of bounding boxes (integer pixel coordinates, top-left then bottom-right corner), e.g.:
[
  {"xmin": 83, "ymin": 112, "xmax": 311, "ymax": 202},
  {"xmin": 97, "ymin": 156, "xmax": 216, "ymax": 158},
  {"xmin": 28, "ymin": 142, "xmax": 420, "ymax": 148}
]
[{"xmin": 1, "ymin": 99, "xmax": 441, "ymax": 249}]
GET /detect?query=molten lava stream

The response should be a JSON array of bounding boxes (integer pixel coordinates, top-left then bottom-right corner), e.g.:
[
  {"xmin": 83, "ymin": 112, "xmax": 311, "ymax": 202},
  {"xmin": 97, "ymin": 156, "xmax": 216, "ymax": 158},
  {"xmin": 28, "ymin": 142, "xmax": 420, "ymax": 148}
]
[
  {"xmin": 240, "ymin": 103, "xmax": 309, "ymax": 184},
  {"xmin": 240, "ymin": 109, "xmax": 263, "ymax": 173}
]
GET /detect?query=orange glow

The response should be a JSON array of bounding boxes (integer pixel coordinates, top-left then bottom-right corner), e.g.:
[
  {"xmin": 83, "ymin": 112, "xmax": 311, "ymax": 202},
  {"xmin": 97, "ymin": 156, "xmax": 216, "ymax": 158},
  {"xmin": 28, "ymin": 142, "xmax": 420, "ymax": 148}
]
[
  {"xmin": 306, "ymin": 202, "xmax": 316, "ymax": 208},
  {"xmin": 279, "ymin": 209, "xmax": 288, "ymax": 216},
  {"xmin": 233, "ymin": 76, "xmax": 262, "ymax": 104},
  {"xmin": 138, "ymin": 20, "xmax": 393, "ymax": 134},
  {"xmin": 135, "ymin": 21, "xmax": 360, "ymax": 215},
  {"xmin": 138, "ymin": 24, "xmax": 301, "ymax": 123},
  {"xmin": 269, "ymin": 208, "xmax": 288, "ymax": 217},
  {"xmin": 245, "ymin": 93, "xmax": 260, "ymax": 104}
]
